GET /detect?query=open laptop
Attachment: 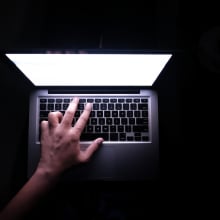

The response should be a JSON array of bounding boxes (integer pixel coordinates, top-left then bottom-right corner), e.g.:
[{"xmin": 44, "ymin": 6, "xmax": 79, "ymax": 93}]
[{"xmin": 5, "ymin": 49, "xmax": 172, "ymax": 181}]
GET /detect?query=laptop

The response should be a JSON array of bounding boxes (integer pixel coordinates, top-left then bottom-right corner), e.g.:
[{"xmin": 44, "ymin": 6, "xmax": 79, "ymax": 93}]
[{"xmin": 5, "ymin": 49, "xmax": 172, "ymax": 181}]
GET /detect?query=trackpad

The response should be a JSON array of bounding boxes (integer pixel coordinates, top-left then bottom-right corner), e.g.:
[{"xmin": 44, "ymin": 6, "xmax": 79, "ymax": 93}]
[{"xmin": 62, "ymin": 146, "xmax": 115, "ymax": 181}]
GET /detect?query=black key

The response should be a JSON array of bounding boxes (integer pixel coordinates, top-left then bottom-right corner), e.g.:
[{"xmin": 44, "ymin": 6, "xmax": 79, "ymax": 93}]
[
  {"xmin": 110, "ymin": 126, "xmax": 116, "ymax": 132},
  {"xmin": 79, "ymin": 99, "xmax": 86, "ymax": 103},
  {"xmin": 134, "ymin": 98, "xmax": 140, "ymax": 103},
  {"xmin": 131, "ymin": 104, "xmax": 137, "ymax": 110},
  {"xmin": 142, "ymin": 111, "xmax": 148, "ymax": 117},
  {"xmin": 118, "ymin": 126, "xmax": 124, "ymax": 132},
  {"xmin": 141, "ymin": 99, "xmax": 148, "ymax": 103},
  {"xmin": 81, "ymin": 133, "xmax": 109, "ymax": 141},
  {"xmin": 114, "ymin": 118, "xmax": 120, "ymax": 125},
  {"xmin": 104, "ymin": 111, "xmax": 111, "ymax": 117},
  {"xmin": 127, "ymin": 136, "xmax": 134, "ymax": 141},
  {"xmin": 116, "ymin": 104, "xmax": 122, "ymax": 110},
  {"xmin": 101, "ymin": 104, "xmax": 107, "ymax": 110},
  {"xmin": 138, "ymin": 104, "xmax": 148, "ymax": 110},
  {"xmin": 126, "ymin": 99, "xmax": 132, "ymax": 103},
  {"xmin": 112, "ymin": 111, "xmax": 118, "ymax": 117},
  {"xmin": 87, "ymin": 98, "xmax": 94, "ymax": 103},
  {"xmin": 133, "ymin": 126, "xmax": 148, "ymax": 132},
  {"xmin": 64, "ymin": 99, "xmax": 70, "ymax": 103},
  {"xmin": 118, "ymin": 99, "xmax": 124, "ymax": 103},
  {"xmin": 56, "ymin": 99, "xmax": 63, "ymax": 103},
  {"xmin": 129, "ymin": 118, "xmax": 135, "ymax": 124},
  {"xmin": 95, "ymin": 99, "xmax": 101, "ymax": 103},
  {"xmin": 93, "ymin": 104, "xmax": 99, "ymax": 110},
  {"xmin": 106, "ymin": 118, "xmax": 112, "ymax": 125},
  {"xmin": 125, "ymin": 125, "xmax": 131, "ymax": 132},
  {"xmin": 119, "ymin": 111, "xmax": 125, "ymax": 117},
  {"xmin": 110, "ymin": 133, "xmax": 118, "ymax": 141},
  {"xmin": 103, "ymin": 99, "xmax": 109, "ymax": 103},
  {"xmin": 40, "ymin": 99, "xmax": 47, "ymax": 103},
  {"xmin": 48, "ymin": 99, "xmax": 55, "ymax": 103},
  {"xmin": 108, "ymin": 104, "xmax": 114, "ymax": 110},
  {"xmin": 55, "ymin": 104, "xmax": 62, "ymax": 110},
  {"xmin": 40, "ymin": 104, "xmax": 46, "ymax": 110},
  {"xmin": 121, "ymin": 118, "xmax": 128, "ymax": 125},
  {"xmin": 136, "ymin": 118, "xmax": 148, "ymax": 125},
  {"xmin": 110, "ymin": 99, "xmax": 117, "ymax": 103},
  {"xmin": 91, "ymin": 118, "xmax": 97, "ymax": 125},
  {"xmin": 78, "ymin": 104, "xmax": 84, "ymax": 110},
  {"xmin": 99, "ymin": 118, "xmax": 105, "ymax": 125},
  {"xmin": 103, "ymin": 126, "xmax": 109, "ymax": 132},
  {"xmin": 40, "ymin": 111, "xmax": 49, "ymax": 118},
  {"xmin": 95, "ymin": 126, "xmax": 101, "ymax": 132},
  {"xmin": 48, "ymin": 104, "xmax": 54, "ymax": 110},
  {"xmin": 97, "ymin": 111, "xmax": 103, "ymax": 117},
  {"xmin": 120, "ymin": 133, "xmax": 126, "ymax": 141},
  {"xmin": 127, "ymin": 111, "xmax": 133, "ymax": 117},
  {"xmin": 134, "ymin": 111, "xmax": 141, "ymax": 117},
  {"xmin": 123, "ymin": 104, "xmax": 129, "ymax": 110},
  {"xmin": 135, "ymin": 136, "xmax": 141, "ymax": 141},
  {"xmin": 142, "ymin": 136, "xmax": 149, "ymax": 141},
  {"xmin": 87, "ymin": 126, "xmax": 93, "ymax": 132}
]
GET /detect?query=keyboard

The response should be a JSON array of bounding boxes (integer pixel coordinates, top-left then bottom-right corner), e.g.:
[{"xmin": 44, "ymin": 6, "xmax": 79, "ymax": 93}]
[{"xmin": 39, "ymin": 96, "xmax": 149, "ymax": 142}]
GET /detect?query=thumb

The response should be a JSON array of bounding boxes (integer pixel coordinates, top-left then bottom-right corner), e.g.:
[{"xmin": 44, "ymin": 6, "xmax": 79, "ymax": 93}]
[{"xmin": 78, "ymin": 138, "xmax": 104, "ymax": 163}]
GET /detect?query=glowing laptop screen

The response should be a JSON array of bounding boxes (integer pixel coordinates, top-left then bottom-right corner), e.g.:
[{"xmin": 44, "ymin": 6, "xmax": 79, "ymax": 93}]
[{"xmin": 6, "ymin": 54, "xmax": 172, "ymax": 86}]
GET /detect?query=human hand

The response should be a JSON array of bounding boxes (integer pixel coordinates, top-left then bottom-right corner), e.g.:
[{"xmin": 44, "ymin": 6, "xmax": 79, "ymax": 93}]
[{"xmin": 36, "ymin": 97, "xmax": 104, "ymax": 178}]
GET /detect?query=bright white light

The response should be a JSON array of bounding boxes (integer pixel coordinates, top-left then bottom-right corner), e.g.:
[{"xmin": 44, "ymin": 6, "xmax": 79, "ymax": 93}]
[{"xmin": 6, "ymin": 54, "xmax": 172, "ymax": 86}]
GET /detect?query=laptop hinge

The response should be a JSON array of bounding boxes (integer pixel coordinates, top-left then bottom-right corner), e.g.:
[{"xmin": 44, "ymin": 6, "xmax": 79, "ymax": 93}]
[{"xmin": 48, "ymin": 87, "xmax": 141, "ymax": 94}]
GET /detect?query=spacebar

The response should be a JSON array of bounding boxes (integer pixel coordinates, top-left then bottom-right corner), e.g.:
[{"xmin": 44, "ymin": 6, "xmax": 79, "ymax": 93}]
[{"xmin": 80, "ymin": 133, "xmax": 109, "ymax": 141}]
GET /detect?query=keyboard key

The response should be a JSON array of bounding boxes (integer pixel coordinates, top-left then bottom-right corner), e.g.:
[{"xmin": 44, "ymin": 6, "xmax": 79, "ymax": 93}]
[
  {"xmin": 110, "ymin": 99, "xmax": 117, "ymax": 103},
  {"xmin": 40, "ymin": 99, "xmax": 47, "ymax": 103},
  {"xmin": 64, "ymin": 99, "xmax": 70, "ymax": 103},
  {"xmin": 110, "ymin": 133, "xmax": 118, "ymax": 141},
  {"xmin": 81, "ymin": 133, "xmax": 109, "ymax": 141},
  {"xmin": 56, "ymin": 99, "xmax": 62, "ymax": 103},
  {"xmin": 138, "ymin": 104, "xmax": 148, "ymax": 110},
  {"xmin": 133, "ymin": 126, "xmax": 148, "ymax": 132},
  {"xmin": 48, "ymin": 99, "xmax": 55, "ymax": 103},
  {"xmin": 40, "ymin": 104, "xmax": 46, "ymax": 110}
]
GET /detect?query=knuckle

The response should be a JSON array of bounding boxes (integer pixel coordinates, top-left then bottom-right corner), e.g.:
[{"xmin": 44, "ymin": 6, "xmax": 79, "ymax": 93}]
[{"xmin": 65, "ymin": 109, "xmax": 75, "ymax": 117}]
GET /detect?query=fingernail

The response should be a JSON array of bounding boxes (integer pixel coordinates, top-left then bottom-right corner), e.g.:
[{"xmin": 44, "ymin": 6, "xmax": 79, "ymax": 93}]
[
  {"xmin": 96, "ymin": 138, "xmax": 104, "ymax": 144},
  {"xmin": 86, "ymin": 102, "xmax": 93, "ymax": 110}
]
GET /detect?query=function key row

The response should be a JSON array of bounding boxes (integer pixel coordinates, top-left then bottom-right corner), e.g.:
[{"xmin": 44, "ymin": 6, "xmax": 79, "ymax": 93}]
[{"xmin": 40, "ymin": 98, "xmax": 148, "ymax": 103}]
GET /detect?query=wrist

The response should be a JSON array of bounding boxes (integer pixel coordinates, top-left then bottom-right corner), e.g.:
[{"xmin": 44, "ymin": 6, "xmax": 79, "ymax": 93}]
[{"xmin": 34, "ymin": 166, "xmax": 61, "ymax": 184}]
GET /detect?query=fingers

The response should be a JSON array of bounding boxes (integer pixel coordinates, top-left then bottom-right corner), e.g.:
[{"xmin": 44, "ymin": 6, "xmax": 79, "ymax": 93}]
[
  {"xmin": 78, "ymin": 138, "xmax": 104, "ymax": 162},
  {"xmin": 48, "ymin": 111, "xmax": 63, "ymax": 128},
  {"xmin": 40, "ymin": 120, "xmax": 49, "ymax": 140},
  {"xmin": 73, "ymin": 102, "xmax": 92, "ymax": 136},
  {"xmin": 61, "ymin": 97, "xmax": 79, "ymax": 127}
]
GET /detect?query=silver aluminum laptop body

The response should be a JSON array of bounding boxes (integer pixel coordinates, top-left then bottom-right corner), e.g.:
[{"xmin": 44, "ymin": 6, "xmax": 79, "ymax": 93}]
[{"xmin": 5, "ymin": 50, "xmax": 172, "ymax": 181}]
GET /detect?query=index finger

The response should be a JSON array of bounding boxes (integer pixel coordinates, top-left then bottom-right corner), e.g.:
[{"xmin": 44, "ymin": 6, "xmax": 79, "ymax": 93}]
[
  {"xmin": 73, "ymin": 103, "xmax": 92, "ymax": 136},
  {"xmin": 61, "ymin": 97, "xmax": 79, "ymax": 127}
]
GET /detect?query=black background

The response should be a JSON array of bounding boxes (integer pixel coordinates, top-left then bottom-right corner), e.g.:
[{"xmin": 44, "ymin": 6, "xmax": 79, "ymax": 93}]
[{"xmin": 0, "ymin": 0, "xmax": 219, "ymax": 219}]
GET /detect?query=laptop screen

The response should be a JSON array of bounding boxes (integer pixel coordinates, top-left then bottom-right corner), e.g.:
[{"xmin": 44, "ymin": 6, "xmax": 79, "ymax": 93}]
[{"xmin": 6, "ymin": 53, "xmax": 172, "ymax": 86}]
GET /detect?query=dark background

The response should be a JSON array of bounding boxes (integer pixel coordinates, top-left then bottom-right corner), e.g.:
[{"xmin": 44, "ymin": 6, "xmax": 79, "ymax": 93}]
[{"xmin": 0, "ymin": 0, "xmax": 219, "ymax": 219}]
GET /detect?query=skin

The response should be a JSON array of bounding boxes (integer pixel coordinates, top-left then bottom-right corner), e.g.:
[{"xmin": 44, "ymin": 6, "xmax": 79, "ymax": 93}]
[{"xmin": 0, "ymin": 97, "xmax": 104, "ymax": 220}]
